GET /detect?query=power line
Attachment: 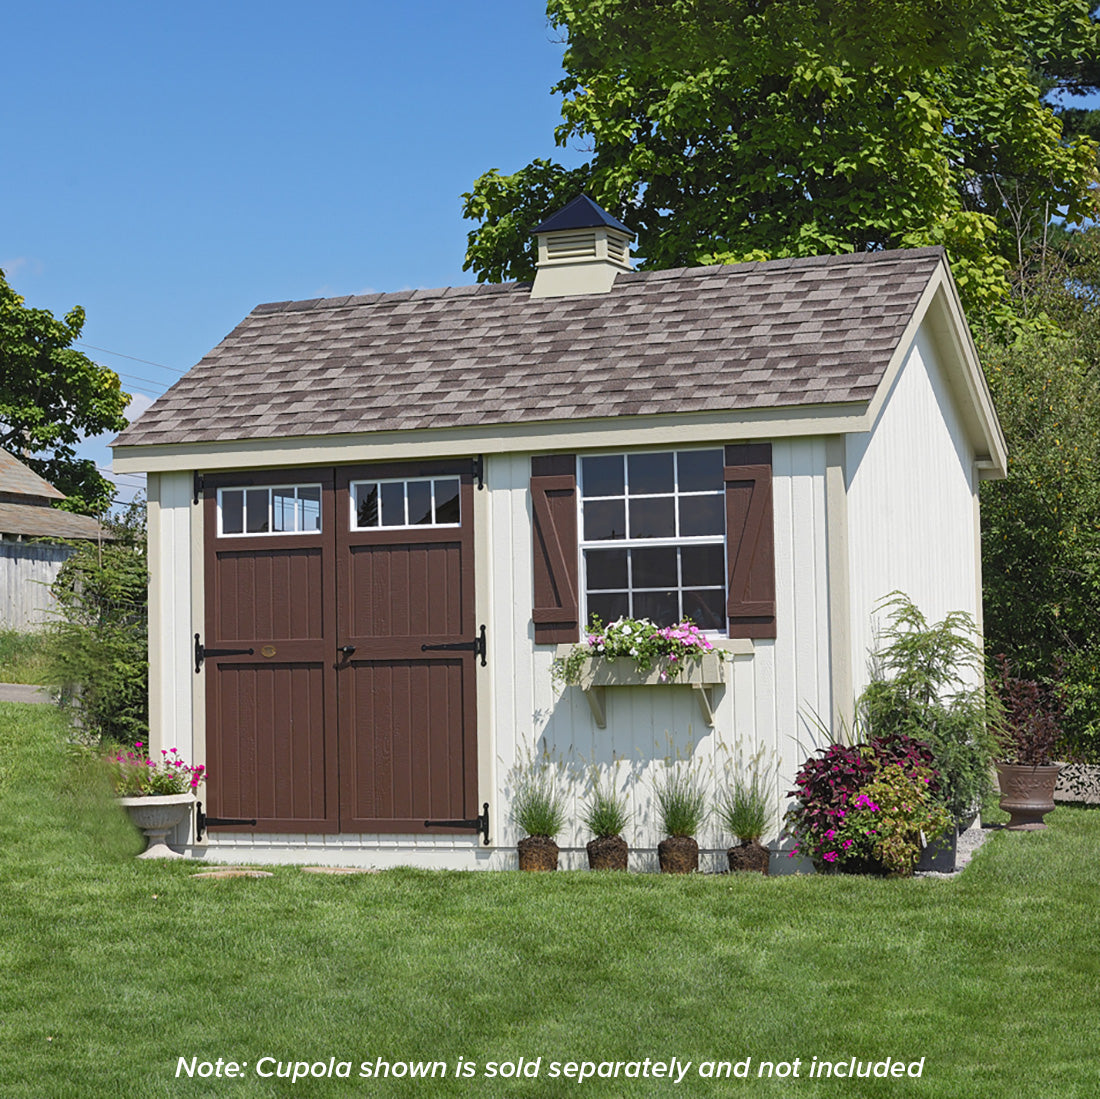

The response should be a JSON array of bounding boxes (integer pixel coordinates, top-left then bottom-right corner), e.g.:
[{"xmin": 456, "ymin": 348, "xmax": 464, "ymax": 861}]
[{"xmin": 75, "ymin": 341, "xmax": 186, "ymax": 375}]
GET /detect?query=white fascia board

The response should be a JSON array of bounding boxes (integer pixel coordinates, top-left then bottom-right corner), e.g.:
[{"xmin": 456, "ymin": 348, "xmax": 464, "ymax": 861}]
[
  {"xmin": 112, "ymin": 401, "xmax": 872, "ymax": 475},
  {"xmin": 863, "ymin": 260, "xmax": 1007, "ymax": 480}
]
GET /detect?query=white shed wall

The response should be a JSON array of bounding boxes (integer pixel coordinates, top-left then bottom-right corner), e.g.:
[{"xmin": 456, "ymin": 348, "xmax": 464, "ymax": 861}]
[
  {"xmin": 487, "ymin": 442, "xmax": 830, "ymax": 870},
  {"xmin": 845, "ymin": 327, "xmax": 981, "ymax": 696}
]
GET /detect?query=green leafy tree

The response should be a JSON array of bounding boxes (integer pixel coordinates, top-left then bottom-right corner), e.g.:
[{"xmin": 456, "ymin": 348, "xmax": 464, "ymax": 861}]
[
  {"xmin": 45, "ymin": 500, "xmax": 148, "ymax": 745},
  {"xmin": 977, "ymin": 233, "xmax": 1100, "ymax": 760},
  {"xmin": 462, "ymin": 0, "xmax": 1099, "ymax": 322},
  {"xmin": 0, "ymin": 269, "xmax": 130, "ymax": 514}
]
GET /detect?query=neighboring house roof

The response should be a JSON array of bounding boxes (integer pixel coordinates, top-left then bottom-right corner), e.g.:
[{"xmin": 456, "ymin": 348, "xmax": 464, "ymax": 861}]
[
  {"xmin": 0, "ymin": 449, "xmax": 107, "ymax": 540},
  {"xmin": 0, "ymin": 448, "xmax": 65, "ymax": 503}
]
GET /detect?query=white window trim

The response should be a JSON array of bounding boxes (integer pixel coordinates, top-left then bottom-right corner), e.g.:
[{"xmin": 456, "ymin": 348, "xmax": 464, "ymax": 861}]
[
  {"xmin": 217, "ymin": 484, "xmax": 323, "ymax": 538},
  {"xmin": 348, "ymin": 476, "xmax": 462, "ymax": 531},
  {"xmin": 577, "ymin": 447, "xmax": 727, "ymax": 634}
]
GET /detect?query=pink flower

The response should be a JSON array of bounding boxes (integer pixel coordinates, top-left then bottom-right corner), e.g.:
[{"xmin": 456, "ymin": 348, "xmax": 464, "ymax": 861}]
[{"xmin": 823, "ymin": 851, "xmax": 838, "ymax": 862}]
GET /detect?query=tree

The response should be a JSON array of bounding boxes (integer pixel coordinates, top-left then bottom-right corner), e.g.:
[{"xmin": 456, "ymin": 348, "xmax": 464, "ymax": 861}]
[
  {"xmin": 977, "ymin": 232, "xmax": 1100, "ymax": 761},
  {"xmin": 0, "ymin": 269, "xmax": 130, "ymax": 515},
  {"xmin": 462, "ymin": 0, "xmax": 1100, "ymax": 322}
]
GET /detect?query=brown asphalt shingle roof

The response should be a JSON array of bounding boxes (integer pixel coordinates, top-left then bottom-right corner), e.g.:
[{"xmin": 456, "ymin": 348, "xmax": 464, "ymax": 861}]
[{"xmin": 115, "ymin": 248, "xmax": 944, "ymax": 449}]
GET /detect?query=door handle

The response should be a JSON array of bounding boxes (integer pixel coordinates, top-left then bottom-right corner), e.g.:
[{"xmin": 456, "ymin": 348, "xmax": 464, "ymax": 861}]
[{"xmin": 338, "ymin": 645, "xmax": 356, "ymax": 655}]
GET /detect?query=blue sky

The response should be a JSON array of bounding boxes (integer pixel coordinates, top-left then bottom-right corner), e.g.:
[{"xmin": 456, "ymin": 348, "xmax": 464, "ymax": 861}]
[{"xmin": 2, "ymin": 2, "xmax": 582, "ymax": 506}]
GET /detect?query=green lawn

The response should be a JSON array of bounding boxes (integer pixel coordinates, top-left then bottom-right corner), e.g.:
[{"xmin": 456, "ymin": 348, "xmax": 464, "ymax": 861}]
[
  {"xmin": 2, "ymin": 701, "xmax": 1099, "ymax": 1098},
  {"xmin": 0, "ymin": 629, "xmax": 50, "ymax": 685}
]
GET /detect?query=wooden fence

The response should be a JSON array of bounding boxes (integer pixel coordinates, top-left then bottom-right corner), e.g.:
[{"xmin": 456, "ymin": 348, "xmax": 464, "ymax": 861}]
[{"xmin": 0, "ymin": 541, "xmax": 72, "ymax": 631}]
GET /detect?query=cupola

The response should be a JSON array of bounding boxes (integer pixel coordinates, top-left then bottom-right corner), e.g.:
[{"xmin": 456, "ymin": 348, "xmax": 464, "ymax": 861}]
[{"xmin": 530, "ymin": 195, "xmax": 634, "ymax": 298}]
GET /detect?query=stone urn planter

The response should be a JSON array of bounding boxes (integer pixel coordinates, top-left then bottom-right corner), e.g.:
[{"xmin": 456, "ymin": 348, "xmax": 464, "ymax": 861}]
[
  {"xmin": 517, "ymin": 835, "xmax": 559, "ymax": 871},
  {"xmin": 586, "ymin": 835, "xmax": 628, "ymax": 871},
  {"xmin": 657, "ymin": 835, "xmax": 699, "ymax": 874},
  {"xmin": 117, "ymin": 793, "xmax": 195, "ymax": 858},
  {"xmin": 727, "ymin": 840, "xmax": 770, "ymax": 874},
  {"xmin": 996, "ymin": 762, "xmax": 1063, "ymax": 830}
]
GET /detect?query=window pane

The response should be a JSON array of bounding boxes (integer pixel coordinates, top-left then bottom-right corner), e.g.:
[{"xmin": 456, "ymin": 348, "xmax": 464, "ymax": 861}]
[
  {"xmin": 584, "ymin": 499, "xmax": 626, "ymax": 540},
  {"xmin": 272, "ymin": 487, "xmax": 296, "ymax": 532},
  {"xmin": 633, "ymin": 589, "xmax": 679, "ymax": 625},
  {"xmin": 246, "ymin": 489, "xmax": 269, "ymax": 533},
  {"xmin": 221, "ymin": 490, "xmax": 244, "ymax": 534},
  {"xmin": 678, "ymin": 449, "xmax": 724, "ymax": 492},
  {"xmin": 434, "ymin": 479, "xmax": 460, "ymax": 524},
  {"xmin": 407, "ymin": 480, "xmax": 433, "ymax": 525},
  {"xmin": 628, "ymin": 451, "xmax": 674, "ymax": 495},
  {"xmin": 299, "ymin": 486, "xmax": 321, "ymax": 531},
  {"xmin": 586, "ymin": 548, "xmax": 628, "ymax": 590},
  {"xmin": 380, "ymin": 482, "xmax": 405, "ymax": 526},
  {"xmin": 355, "ymin": 483, "xmax": 379, "ymax": 527},
  {"xmin": 581, "ymin": 454, "xmax": 624, "ymax": 498},
  {"xmin": 631, "ymin": 546, "xmax": 678, "ymax": 588},
  {"xmin": 588, "ymin": 592, "xmax": 629, "ymax": 625},
  {"xmin": 629, "ymin": 496, "xmax": 675, "ymax": 538},
  {"xmin": 683, "ymin": 589, "xmax": 726, "ymax": 631},
  {"xmin": 679, "ymin": 493, "xmax": 725, "ymax": 537},
  {"xmin": 681, "ymin": 543, "xmax": 725, "ymax": 587}
]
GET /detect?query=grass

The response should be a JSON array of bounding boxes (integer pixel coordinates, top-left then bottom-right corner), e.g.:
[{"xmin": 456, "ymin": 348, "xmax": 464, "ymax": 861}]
[
  {"xmin": 2, "ymin": 703, "xmax": 1100, "ymax": 1098},
  {"xmin": 0, "ymin": 629, "xmax": 50, "ymax": 684}
]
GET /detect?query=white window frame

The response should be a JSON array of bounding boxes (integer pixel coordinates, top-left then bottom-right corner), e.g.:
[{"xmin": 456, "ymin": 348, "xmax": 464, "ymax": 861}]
[
  {"xmin": 348, "ymin": 476, "xmax": 462, "ymax": 531},
  {"xmin": 216, "ymin": 484, "xmax": 323, "ymax": 537},
  {"xmin": 577, "ymin": 447, "xmax": 727, "ymax": 634}
]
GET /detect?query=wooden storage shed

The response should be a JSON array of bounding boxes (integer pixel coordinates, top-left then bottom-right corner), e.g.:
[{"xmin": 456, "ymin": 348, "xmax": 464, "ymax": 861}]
[{"xmin": 112, "ymin": 197, "xmax": 1006, "ymax": 869}]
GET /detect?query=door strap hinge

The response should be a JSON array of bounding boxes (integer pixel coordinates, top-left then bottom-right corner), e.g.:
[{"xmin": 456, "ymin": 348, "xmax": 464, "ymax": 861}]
[
  {"xmin": 473, "ymin": 454, "xmax": 484, "ymax": 490},
  {"xmin": 196, "ymin": 802, "xmax": 257, "ymax": 842},
  {"xmin": 193, "ymin": 471, "xmax": 204, "ymax": 505},
  {"xmin": 420, "ymin": 624, "xmax": 486, "ymax": 666},
  {"xmin": 195, "ymin": 634, "xmax": 255, "ymax": 673},
  {"xmin": 425, "ymin": 803, "xmax": 490, "ymax": 846}
]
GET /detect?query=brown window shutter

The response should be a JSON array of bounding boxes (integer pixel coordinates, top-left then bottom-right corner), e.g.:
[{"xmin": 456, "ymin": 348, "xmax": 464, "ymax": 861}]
[
  {"xmin": 531, "ymin": 454, "xmax": 579, "ymax": 644},
  {"xmin": 725, "ymin": 443, "xmax": 776, "ymax": 639}
]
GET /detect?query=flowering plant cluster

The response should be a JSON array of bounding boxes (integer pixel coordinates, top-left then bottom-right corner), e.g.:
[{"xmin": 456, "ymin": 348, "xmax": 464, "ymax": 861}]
[
  {"xmin": 785, "ymin": 733, "xmax": 949, "ymax": 876},
  {"xmin": 111, "ymin": 742, "xmax": 206, "ymax": 797},
  {"xmin": 817, "ymin": 763, "xmax": 952, "ymax": 876},
  {"xmin": 553, "ymin": 616, "xmax": 716, "ymax": 685}
]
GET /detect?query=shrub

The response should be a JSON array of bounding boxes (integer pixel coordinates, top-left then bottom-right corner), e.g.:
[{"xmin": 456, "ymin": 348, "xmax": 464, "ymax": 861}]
[
  {"xmin": 44, "ymin": 501, "xmax": 147, "ymax": 745},
  {"xmin": 993, "ymin": 654, "xmax": 1064, "ymax": 765}
]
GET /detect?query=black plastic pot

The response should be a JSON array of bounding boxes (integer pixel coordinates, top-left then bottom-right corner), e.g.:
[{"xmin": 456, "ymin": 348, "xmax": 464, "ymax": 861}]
[{"xmin": 915, "ymin": 827, "xmax": 957, "ymax": 873}]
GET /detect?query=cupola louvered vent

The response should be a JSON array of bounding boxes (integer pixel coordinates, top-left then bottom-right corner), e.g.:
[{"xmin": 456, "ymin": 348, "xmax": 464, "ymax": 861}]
[{"xmin": 530, "ymin": 197, "xmax": 635, "ymax": 298}]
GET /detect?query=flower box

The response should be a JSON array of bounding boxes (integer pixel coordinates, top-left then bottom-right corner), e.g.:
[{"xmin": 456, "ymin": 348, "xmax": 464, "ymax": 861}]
[{"xmin": 571, "ymin": 652, "xmax": 726, "ymax": 729}]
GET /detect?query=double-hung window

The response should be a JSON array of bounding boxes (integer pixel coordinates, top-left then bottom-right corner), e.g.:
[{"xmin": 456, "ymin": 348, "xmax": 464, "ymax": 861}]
[{"xmin": 578, "ymin": 448, "xmax": 726, "ymax": 632}]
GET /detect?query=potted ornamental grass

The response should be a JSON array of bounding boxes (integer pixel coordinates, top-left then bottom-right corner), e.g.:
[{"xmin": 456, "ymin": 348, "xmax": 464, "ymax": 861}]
[
  {"xmin": 112, "ymin": 742, "xmax": 205, "ymax": 859},
  {"xmin": 511, "ymin": 755, "xmax": 567, "ymax": 871},
  {"xmin": 717, "ymin": 748, "xmax": 773, "ymax": 874},
  {"xmin": 654, "ymin": 763, "xmax": 708, "ymax": 874},
  {"xmin": 993, "ymin": 655, "xmax": 1065, "ymax": 830},
  {"xmin": 857, "ymin": 594, "xmax": 999, "ymax": 869},
  {"xmin": 580, "ymin": 775, "xmax": 631, "ymax": 871}
]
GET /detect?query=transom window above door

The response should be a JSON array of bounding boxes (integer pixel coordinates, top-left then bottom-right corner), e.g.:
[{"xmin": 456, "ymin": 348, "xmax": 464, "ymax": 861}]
[
  {"xmin": 579, "ymin": 449, "xmax": 726, "ymax": 631},
  {"xmin": 350, "ymin": 477, "xmax": 461, "ymax": 529},
  {"xmin": 218, "ymin": 484, "xmax": 322, "ymax": 536}
]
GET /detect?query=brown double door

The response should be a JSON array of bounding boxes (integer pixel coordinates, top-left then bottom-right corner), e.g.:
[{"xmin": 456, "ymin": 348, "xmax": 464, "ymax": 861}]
[{"xmin": 202, "ymin": 461, "xmax": 478, "ymax": 835}]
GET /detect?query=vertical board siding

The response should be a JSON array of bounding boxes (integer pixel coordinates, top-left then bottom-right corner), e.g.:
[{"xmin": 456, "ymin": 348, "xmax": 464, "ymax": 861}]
[
  {"xmin": 846, "ymin": 330, "xmax": 981, "ymax": 695},
  {"xmin": 345, "ymin": 658, "xmax": 469, "ymax": 824},
  {"xmin": 212, "ymin": 663, "xmax": 329, "ymax": 826},
  {"xmin": 216, "ymin": 548, "xmax": 323, "ymax": 641},
  {"xmin": 488, "ymin": 444, "xmax": 829, "ymax": 858},
  {"xmin": 0, "ymin": 542, "xmax": 70, "ymax": 630},
  {"xmin": 348, "ymin": 542, "xmax": 464, "ymax": 638}
]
